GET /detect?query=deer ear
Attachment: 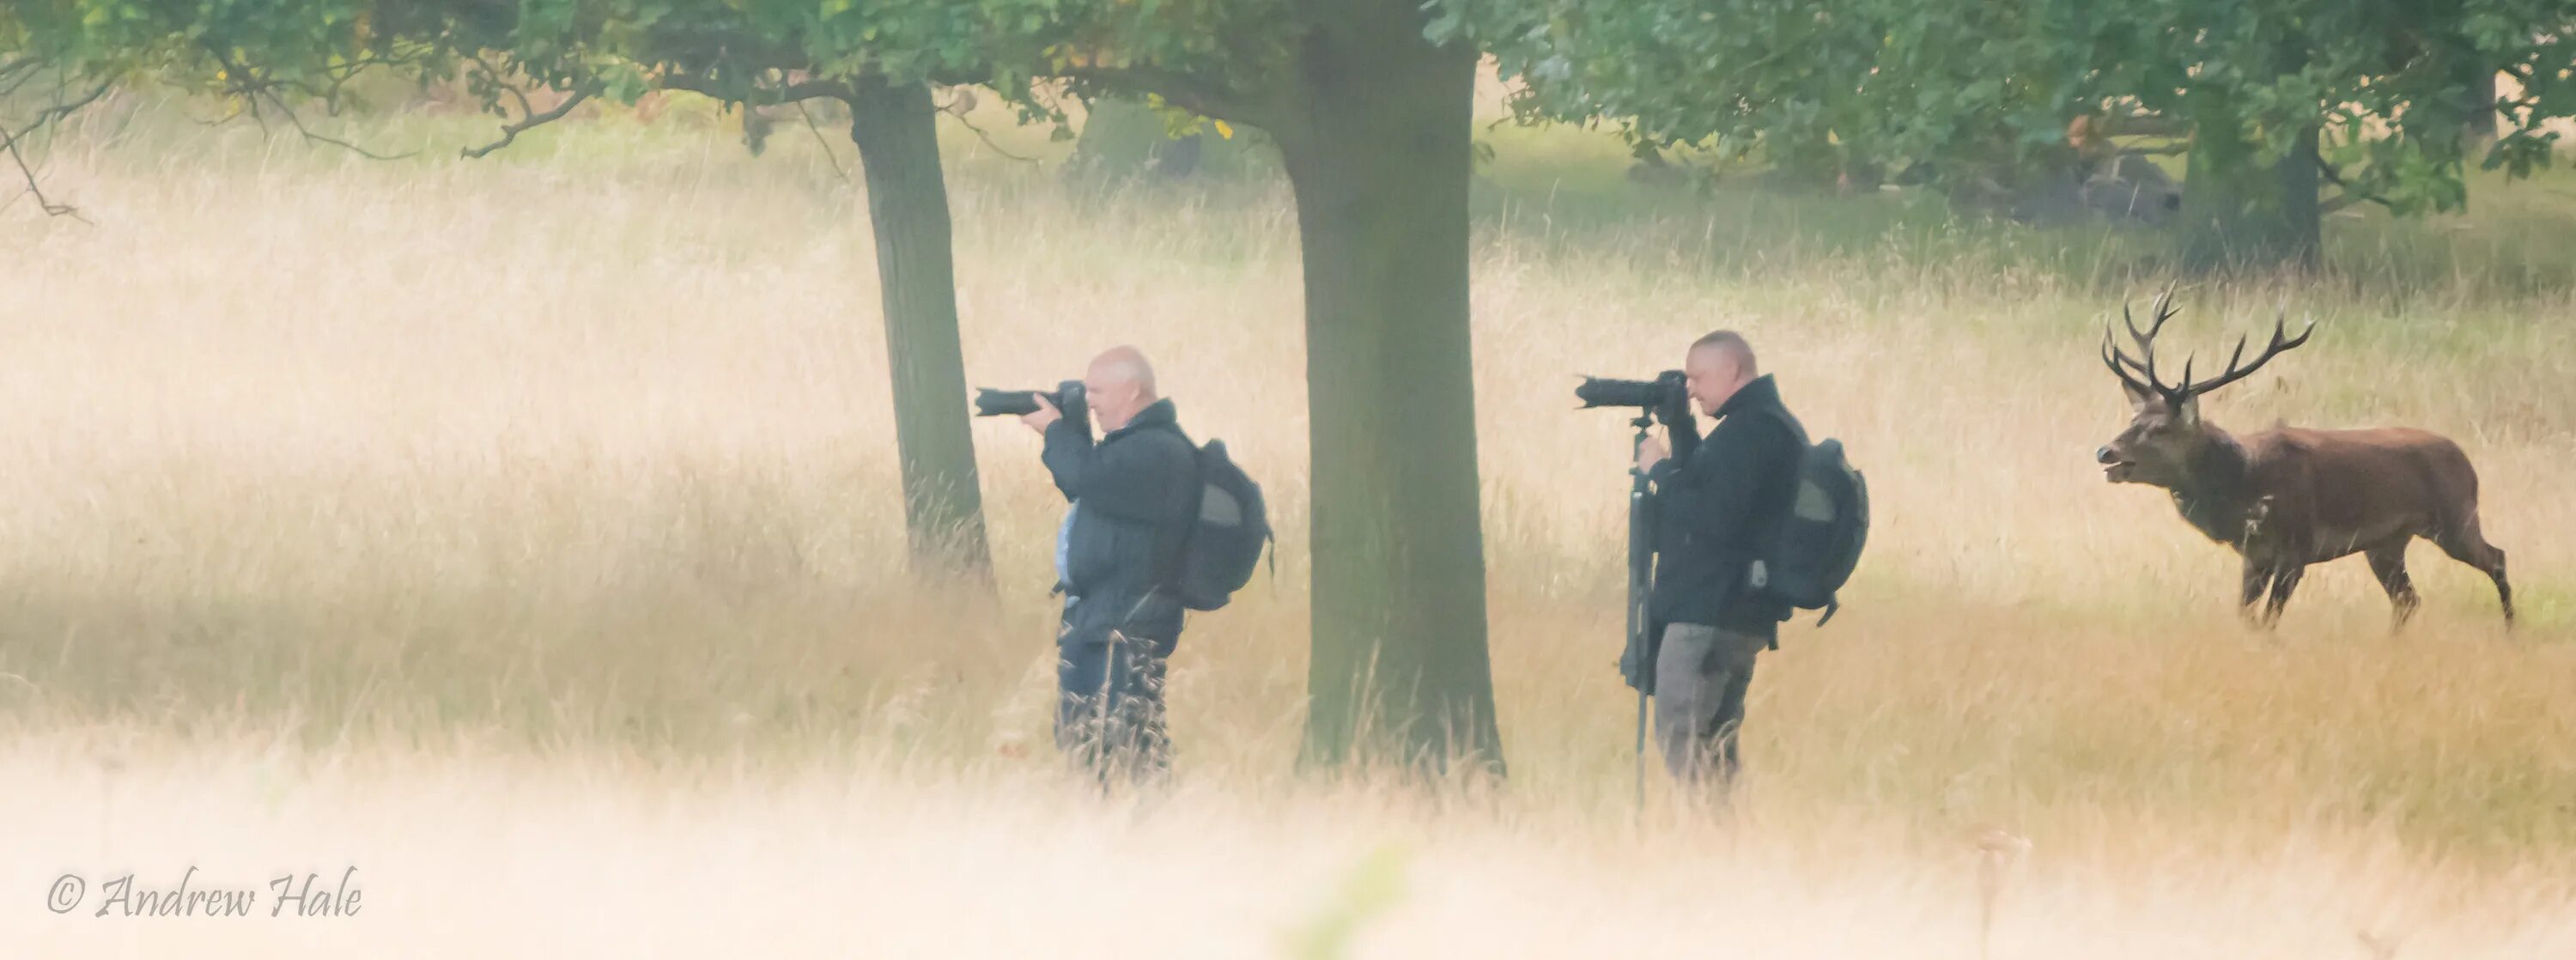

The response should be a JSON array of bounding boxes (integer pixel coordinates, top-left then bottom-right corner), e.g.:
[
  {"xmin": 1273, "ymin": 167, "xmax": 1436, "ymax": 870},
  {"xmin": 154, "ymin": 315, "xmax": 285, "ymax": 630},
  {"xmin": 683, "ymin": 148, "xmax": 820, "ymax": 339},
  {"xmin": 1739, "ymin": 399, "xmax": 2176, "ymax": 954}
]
[
  {"xmin": 2120, "ymin": 380, "xmax": 2156, "ymax": 412},
  {"xmin": 2174, "ymin": 392, "xmax": 2202, "ymax": 426}
]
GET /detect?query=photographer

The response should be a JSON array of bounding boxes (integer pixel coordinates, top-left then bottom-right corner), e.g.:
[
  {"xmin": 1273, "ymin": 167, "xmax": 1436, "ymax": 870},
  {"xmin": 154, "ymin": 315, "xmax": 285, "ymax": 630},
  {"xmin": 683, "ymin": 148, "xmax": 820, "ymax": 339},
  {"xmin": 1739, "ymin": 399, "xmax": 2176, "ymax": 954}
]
[
  {"xmin": 1017, "ymin": 346, "xmax": 1199, "ymax": 783},
  {"xmin": 1633, "ymin": 331, "xmax": 1806, "ymax": 793}
]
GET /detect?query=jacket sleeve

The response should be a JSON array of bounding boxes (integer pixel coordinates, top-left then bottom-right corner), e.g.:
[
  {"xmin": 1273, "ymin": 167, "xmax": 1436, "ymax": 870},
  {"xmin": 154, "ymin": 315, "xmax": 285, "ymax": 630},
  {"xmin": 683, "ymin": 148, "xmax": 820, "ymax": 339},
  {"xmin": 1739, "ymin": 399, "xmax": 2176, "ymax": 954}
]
[
  {"xmin": 1650, "ymin": 415, "xmax": 1772, "ymax": 549},
  {"xmin": 1042, "ymin": 422, "xmax": 1189, "ymax": 522},
  {"xmin": 1041, "ymin": 414, "xmax": 1091, "ymax": 502}
]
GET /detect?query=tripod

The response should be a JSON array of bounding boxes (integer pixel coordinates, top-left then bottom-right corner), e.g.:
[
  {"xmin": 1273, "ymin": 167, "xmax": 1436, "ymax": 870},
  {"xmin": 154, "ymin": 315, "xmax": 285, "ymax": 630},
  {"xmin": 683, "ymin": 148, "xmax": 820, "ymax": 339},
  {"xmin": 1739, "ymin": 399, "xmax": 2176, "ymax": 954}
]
[{"xmin": 1623, "ymin": 411, "xmax": 1657, "ymax": 814}]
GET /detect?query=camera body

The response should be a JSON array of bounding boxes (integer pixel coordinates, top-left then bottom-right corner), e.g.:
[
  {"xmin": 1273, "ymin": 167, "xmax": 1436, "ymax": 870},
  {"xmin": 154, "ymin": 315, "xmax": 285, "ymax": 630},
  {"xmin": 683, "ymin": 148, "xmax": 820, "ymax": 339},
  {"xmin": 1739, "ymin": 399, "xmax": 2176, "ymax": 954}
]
[
  {"xmin": 1578, "ymin": 368, "xmax": 1700, "ymax": 471},
  {"xmin": 973, "ymin": 380, "xmax": 1088, "ymax": 422}
]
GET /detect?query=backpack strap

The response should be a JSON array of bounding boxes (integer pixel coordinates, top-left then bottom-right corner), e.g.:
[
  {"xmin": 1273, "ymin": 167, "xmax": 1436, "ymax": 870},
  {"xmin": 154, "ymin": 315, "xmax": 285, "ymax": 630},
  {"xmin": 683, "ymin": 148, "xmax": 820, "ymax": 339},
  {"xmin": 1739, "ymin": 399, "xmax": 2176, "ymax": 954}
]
[
  {"xmin": 1136, "ymin": 427, "xmax": 1204, "ymax": 599},
  {"xmin": 1260, "ymin": 529, "xmax": 1279, "ymax": 588},
  {"xmin": 1738, "ymin": 404, "xmax": 1813, "ymax": 628}
]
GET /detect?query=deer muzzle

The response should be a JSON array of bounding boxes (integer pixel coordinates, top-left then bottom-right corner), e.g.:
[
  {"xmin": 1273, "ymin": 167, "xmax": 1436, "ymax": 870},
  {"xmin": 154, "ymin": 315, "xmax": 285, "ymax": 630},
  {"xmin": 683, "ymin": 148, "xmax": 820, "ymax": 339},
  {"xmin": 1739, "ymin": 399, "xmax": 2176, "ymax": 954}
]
[{"xmin": 2096, "ymin": 446, "xmax": 2136, "ymax": 483}]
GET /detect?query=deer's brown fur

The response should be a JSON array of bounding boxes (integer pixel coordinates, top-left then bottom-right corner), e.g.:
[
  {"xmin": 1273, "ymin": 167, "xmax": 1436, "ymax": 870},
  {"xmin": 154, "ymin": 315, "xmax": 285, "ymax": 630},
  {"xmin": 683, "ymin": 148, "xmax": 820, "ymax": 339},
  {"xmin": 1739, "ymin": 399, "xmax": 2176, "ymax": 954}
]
[{"xmin": 2095, "ymin": 294, "xmax": 2512, "ymax": 629}]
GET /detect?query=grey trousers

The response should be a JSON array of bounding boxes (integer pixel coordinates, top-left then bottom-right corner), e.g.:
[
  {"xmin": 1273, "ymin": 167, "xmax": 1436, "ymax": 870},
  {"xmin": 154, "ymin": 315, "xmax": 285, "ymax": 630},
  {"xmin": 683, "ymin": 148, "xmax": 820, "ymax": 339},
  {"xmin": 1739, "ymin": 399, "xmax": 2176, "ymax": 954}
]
[
  {"xmin": 1055, "ymin": 635, "xmax": 1171, "ymax": 787},
  {"xmin": 1653, "ymin": 623, "xmax": 1767, "ymax": 788}
]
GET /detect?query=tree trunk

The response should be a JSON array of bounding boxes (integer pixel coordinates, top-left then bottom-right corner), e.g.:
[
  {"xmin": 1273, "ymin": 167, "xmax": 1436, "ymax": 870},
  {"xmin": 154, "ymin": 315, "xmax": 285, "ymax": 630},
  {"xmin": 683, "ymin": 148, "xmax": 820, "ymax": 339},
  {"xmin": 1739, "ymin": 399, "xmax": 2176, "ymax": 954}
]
[
  {"xmin": 2464, "ymin": 68, "xmax": 2499, "ymax": 143},
  {"xmin": 847, "ymin": 79, "xmax": 993, "ymax": 578},
  {"xmin": 1268, "ymin": 21, "xmax": 1504, "ymax": 775},
  {"xmin": 2180, "ymin": 88, "xmax": 2322, "ymax": 271}
]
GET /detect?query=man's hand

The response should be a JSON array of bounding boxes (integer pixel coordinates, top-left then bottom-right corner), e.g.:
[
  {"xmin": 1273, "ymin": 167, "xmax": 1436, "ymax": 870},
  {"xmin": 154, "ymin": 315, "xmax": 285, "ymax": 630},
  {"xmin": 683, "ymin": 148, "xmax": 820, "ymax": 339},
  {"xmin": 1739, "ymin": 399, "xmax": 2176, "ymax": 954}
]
[
  {"xmin": 1636, "ymin": 434, "xmax": 1670, "ymax": 474},
  {"xmin": 1020, "ymin": 394, "xmax": 1063, "ymax": 434}
]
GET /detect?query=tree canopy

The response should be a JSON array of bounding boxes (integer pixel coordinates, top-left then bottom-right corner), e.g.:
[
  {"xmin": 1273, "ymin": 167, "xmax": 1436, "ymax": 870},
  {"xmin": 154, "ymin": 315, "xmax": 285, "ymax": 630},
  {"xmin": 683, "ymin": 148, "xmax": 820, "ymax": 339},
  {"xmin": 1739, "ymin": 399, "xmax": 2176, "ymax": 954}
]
[{"xmin": 1459, "ymin": 0, "xmax": 2576, "ymax": 266}]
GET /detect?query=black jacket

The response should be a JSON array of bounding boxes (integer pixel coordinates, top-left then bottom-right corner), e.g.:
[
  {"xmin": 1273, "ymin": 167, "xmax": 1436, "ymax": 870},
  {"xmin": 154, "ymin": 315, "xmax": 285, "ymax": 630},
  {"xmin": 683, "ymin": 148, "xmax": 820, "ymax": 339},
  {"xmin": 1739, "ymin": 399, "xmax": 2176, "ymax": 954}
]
[
  {"xmin": 1646, "ymin": 374, "xmax": 1805, "ymax": 636},
  {"xmin": 1043, "ymin": 398, "xmax": 1198, "ymax": 652}
]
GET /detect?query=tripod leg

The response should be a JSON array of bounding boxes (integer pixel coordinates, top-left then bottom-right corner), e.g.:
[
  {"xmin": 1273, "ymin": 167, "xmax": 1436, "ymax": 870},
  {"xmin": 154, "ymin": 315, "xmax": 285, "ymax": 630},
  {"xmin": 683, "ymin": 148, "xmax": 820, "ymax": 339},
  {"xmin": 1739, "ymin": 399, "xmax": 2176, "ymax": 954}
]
[
  {"xmin": 1634, "ymin": 688, "xmax": 1649, "ymax": 814},
  {"xmin": 1627, "ymin": 415, "xmax": 1657, "ymax": 820}
]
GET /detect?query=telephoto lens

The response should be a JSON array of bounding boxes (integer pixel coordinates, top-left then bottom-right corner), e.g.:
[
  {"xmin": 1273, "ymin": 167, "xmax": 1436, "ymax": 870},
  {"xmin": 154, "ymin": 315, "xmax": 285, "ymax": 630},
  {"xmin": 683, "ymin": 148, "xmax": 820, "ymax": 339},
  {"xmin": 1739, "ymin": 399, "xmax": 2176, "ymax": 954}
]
[
  {"xmin": 971, "ymin": 380, "xmax": 1087, "ymax": 418},
  {"xmin": 1575, "ymin": 371, "xmax": 1685, "ymax": 410},
  {"xmin": 973, "ymin": 388, "xmax": 1043, "ymax": 417}
]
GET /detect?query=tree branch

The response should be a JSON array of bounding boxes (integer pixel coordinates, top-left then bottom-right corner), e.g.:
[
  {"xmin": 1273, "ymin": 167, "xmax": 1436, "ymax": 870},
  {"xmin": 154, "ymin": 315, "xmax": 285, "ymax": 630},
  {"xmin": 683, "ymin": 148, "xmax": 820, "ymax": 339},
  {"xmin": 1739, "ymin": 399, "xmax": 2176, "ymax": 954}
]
[
  {"xmin": 2099, "ymin": 113, "xmax": 2191, "ymax": 138},
  {"xmin": 1, "ymin": 76, "xmax": 112, "ymax": 224},
  {"xmin": 1062, "ymin": 66, "xmax": 1263, "ymax": 129},
  {"xmin": 465, "ymin": 52, "xmax": 539, "ymax": 121},
  {"xmin": 0, "ymin": 58, "xmax": 51, "ymax": 100},
  {"xmin": 315, "ymin": 49, "xmax": 432, "ymax": 114},
  {"xmin": 462, "ymin": 89, "xmax": 590, "ymax": 159},
  {"xmin": 656, "ymin": 70, "xmax": 854, "ymax": 105},
  {"xmin": 263, "ymin": 91, "xmax": 419, "ymax": 161},
  {"xmin": 2318, "ymin": 191, "xmax": 2386, "ymax": 216},
  {"xmin": 942, "ymin": 108, "xmax": 1039, "ymax": 163},
  {"xmin": 638, "ymin": 25, "xmax": 809, "ymax": 75},
  {"xmin": 195, "ymin": 47, "xmax": 416, "ymax": 163},
  {"xmin": 792, "ymin": 100, "xmax": 851, "ymax": 183},
  {"xmin": 2, "ymin": 123, "xmax": 87, "ymax": 222},
  {"xmin": 781, "ymin": 78, "xmax": 859, "ymax": 103},
  {"xmin": 7, "ymin": 78, "xmax": 112, "ymax": 145},
  {"xmin": 2315, "ymin": 161, "xmax": 2398, "ymax": 213}
]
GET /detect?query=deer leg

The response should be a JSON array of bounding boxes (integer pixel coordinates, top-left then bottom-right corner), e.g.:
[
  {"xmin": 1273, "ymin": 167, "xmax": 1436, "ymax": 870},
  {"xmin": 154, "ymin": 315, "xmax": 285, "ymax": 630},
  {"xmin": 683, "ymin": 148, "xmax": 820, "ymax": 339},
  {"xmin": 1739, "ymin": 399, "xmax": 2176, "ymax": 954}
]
[
  {"xmin": 2432, "ymin": 516, "xmax": 2513, "ymax": 626},
  {"xmin": 2239, "ymin": 562, "xmax": 2273, "ymax": 627},
  {"xmin": 2364, "ymin": 540, "xmax": 2421, "ymax": 632},
  {"xmin": 2262, "ymin": 566, "xmax": 2306, "ymax": 628}
]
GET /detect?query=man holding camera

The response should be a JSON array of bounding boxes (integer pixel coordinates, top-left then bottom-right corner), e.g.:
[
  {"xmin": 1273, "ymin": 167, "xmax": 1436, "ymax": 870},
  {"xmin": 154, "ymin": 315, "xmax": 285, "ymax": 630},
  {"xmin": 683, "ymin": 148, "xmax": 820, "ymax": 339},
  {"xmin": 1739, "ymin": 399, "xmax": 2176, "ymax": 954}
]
[
  {"xmin": 1018, "ymin": 346, "xmax": 1199, "ymax": 783},
  {"xmin": 1633, "ymin": 331, "xmax": 1806, "ymax": 793}
]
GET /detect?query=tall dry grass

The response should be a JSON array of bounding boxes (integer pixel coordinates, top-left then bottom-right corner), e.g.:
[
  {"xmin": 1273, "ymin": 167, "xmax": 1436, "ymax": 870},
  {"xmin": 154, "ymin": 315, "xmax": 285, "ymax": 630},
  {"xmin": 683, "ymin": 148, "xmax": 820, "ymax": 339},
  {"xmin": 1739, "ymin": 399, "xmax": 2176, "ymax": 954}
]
[{"xmin": 3, "ymin": 97, "xmax": 2573, "ymax": 954}]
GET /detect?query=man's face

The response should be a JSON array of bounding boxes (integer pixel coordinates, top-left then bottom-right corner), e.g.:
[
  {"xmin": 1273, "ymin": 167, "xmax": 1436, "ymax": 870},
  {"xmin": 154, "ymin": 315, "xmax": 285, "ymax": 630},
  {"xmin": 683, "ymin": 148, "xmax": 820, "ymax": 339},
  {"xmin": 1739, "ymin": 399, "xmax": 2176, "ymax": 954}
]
[
  {"xmin": 1684, "ymin": 347, "xmax": 1746, "ymax": 416},
  {"xmin": 1084, "ymin": 369, "xmax": 1144, "ymax": 431}
]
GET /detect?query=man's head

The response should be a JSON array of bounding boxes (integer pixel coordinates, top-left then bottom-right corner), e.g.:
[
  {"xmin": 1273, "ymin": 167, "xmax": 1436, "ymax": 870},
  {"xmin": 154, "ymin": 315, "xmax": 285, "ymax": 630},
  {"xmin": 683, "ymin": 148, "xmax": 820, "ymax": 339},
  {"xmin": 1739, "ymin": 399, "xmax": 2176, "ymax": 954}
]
[
  {"xmin": 1684, "ymin": 331, "xmax": 1759, "ymax": 416},
  {"xmin": 1083, "ymin": 345, "xmax": 1159, "ymax": 431}
]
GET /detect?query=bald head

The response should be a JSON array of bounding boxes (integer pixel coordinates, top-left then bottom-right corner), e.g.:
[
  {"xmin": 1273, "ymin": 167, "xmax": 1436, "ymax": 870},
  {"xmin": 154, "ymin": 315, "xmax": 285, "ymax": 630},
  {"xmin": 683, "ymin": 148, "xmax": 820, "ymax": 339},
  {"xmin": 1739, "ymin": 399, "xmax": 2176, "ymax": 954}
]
[
  {"xmin": 1083, "ymin": 345, "xmax": 1159, "ymax": 431},
  {"xmin": 1087, "ymin": 346, "xmax": 1157, "ymax": 397},
  {"xmin": 1684, "ymin": 330, "xmax": 1759, "ymax": 415},
  {"xmin": 1687, "ymin": 331, "xmax": 1757, "ymax": 377}
]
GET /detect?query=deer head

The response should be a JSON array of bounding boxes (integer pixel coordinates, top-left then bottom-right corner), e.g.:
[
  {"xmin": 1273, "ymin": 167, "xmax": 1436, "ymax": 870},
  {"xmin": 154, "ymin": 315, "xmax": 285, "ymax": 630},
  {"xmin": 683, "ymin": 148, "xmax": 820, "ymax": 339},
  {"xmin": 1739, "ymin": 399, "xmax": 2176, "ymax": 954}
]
[{"xmin": 2095, "ymin": 291, "xmax": 2314, "ymax": 486}]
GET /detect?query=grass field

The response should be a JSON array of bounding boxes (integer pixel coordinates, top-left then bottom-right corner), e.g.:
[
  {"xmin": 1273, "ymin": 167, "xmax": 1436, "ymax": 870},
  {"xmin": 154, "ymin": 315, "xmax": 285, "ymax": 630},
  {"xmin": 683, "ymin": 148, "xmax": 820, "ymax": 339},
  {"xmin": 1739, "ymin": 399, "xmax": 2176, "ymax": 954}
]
[{"xmin": 3, "ymin": 88, "xmax": 2575, "ymax": 956}]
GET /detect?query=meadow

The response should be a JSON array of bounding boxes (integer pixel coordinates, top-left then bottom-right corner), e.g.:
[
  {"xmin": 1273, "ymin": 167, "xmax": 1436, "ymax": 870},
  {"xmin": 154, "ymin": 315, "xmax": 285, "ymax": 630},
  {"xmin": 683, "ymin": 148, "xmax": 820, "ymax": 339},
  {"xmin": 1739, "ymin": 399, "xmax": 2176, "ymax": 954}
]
[{"xmin": 3, "ymin": 88, "xmax": 2573, "ymax": 956}]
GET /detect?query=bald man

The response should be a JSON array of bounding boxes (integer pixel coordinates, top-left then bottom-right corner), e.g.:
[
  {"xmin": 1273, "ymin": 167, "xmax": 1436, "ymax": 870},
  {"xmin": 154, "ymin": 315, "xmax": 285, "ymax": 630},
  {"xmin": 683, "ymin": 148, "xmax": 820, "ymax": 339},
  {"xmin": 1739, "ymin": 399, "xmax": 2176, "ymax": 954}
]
[
  {"xmin": 1632, "ymin": 330, "xmax": 1807, "ymax": 794},
  {"xmin": 1020, "ymin": 346, "xmax": 1200, "ymax": 783}
]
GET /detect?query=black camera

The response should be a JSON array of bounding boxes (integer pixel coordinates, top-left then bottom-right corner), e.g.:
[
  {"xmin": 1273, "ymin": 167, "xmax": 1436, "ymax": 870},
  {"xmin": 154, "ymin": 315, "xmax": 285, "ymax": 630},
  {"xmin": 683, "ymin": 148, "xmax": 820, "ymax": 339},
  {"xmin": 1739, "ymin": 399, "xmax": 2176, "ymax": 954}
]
[
  {"xmin": 1575, "ymin": 371, "xmax": 1686, "ymax": 410},
  {"xmin": 1578, "ymin": 369, "xmax": 1698, "ymax": 460},
  {"xmin": 973, "ymin": 380, "xmax": 1086, "ymax": 419}
]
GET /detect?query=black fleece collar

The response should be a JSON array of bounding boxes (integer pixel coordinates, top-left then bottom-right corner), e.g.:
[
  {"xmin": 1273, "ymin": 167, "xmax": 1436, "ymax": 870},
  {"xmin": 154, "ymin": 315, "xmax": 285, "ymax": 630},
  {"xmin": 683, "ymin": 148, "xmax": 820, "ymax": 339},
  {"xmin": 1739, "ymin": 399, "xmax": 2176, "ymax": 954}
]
[
  {"xmin": 1103, "ymin": 398, "xmax": 1180, "ymax": 440},
  {"xmin": 1715, "ymin": 374, "xmax": 1782, "ymax": 417}
]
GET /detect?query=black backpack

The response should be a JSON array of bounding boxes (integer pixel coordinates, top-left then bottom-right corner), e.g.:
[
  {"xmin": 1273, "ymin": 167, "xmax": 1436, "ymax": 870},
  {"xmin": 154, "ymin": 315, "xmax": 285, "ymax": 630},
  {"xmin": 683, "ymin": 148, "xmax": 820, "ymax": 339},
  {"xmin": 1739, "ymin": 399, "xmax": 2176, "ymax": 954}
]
[
  {"xmin": 1746, "ymin": 416, "xmax": 1869, "ymax": 625},
  {"xmin": 1171, "ymin": 440, "xmax": 1271, "ymax": 611}
]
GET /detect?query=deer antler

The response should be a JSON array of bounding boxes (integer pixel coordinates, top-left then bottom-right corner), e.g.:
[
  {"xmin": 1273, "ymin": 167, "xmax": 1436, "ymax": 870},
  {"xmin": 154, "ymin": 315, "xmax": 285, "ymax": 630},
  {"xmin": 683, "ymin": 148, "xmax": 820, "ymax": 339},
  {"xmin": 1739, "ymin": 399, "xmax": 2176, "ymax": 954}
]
[
  {"xmin": 2168, "ymin": 310, "xmax": 2316, "ymax": 398},
  {"xmin": 2100, "ymin": 329, "xmax": 2159, "ymax": 398},
  {"xmin": 2102, "ymin": 289, "xmax": 2182, "ymax": 398},
  {"xmin": 2100, "ymin": 290, "xmax": 2314, "ymax": 405}
]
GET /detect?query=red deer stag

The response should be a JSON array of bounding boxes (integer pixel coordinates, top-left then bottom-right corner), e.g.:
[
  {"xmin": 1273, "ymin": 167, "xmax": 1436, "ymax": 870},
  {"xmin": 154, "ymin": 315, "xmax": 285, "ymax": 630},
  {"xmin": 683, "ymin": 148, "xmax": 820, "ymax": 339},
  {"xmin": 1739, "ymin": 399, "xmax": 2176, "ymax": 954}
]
[{"xmin": 2095, "ymin": 293, "xmax": 2512, "ymax": 629}]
